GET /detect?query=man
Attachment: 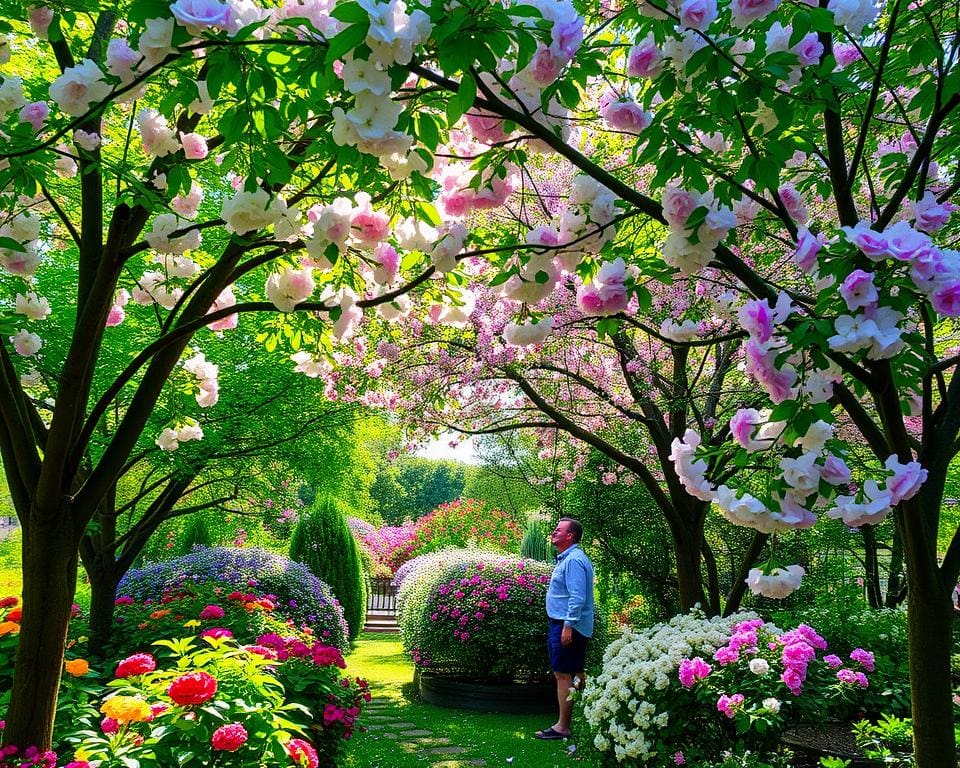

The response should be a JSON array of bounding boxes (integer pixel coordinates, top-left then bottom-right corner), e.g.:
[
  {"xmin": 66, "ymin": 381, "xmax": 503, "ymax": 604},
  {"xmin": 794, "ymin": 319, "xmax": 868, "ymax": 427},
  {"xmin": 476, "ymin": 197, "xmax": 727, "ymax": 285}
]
[{"xmin": 535, "ymin": 517, "xmax": 594, "ymax": 740}]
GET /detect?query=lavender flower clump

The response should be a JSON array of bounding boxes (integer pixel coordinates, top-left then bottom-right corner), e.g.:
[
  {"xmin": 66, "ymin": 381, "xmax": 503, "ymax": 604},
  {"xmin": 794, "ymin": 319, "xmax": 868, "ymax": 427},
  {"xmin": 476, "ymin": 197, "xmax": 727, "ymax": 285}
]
[
  {"xmin": 118, "ymin": 547, "xmax": 349, "ymax": 650},
  {"xmin": 346, "ymin": 517, "xmax": 376, "ymax": 537}
]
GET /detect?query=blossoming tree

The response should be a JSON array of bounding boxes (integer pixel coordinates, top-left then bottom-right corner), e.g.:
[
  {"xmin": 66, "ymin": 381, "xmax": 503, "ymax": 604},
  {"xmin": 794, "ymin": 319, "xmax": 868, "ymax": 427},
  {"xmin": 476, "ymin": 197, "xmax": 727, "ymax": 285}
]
[
  {"xmin": 0, "ymin": 0, "xmax": 958, "ymax": 763},
  {"xmin": 363, "ymin": 275, "xmax": 772, "ymax": 616}
]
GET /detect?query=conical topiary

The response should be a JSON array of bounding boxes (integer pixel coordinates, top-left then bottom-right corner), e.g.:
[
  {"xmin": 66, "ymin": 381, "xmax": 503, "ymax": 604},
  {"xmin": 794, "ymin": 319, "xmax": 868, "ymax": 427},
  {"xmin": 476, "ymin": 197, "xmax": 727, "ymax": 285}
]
[
  {"xmin": 519, "ymin": 518, "xmax": 550, "ymax": 562},
  {"xmin": 290, "ymin": 495, "xmax": 367, "ymax": 641}
]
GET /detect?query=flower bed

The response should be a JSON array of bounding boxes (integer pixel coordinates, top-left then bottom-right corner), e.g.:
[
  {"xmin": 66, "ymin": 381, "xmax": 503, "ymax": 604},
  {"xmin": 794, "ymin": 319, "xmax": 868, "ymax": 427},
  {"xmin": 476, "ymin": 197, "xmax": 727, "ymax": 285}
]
[
  {"xmin": 0, "ymin": 591, "xmax": 367, "ymax": 768},
  {"xmin": 408, "ymin": 499, "xmax": 523, "ymax": 559},
  {"xmin": 118, "ymin": 547, "xmax": 349, "ymax": 650},
  {"xmin": 399, "ymin": 554, "xmax": 553, "ymax": 683},
  {"xmin": 581, "ymin": 612, "xmax": 875, "ymax": 765}
]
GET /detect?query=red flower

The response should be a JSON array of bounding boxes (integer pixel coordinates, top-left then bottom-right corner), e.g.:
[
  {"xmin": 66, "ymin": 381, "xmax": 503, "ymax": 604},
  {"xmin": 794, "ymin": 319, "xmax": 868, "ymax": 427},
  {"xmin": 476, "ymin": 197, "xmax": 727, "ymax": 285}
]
[
  {"xmin": 5, "ymin": 608, "xmax": 21, "ymax": 623},
  {"xmin": 167, "ymin": 671, "xmax": 218, "ymax": 706},
  {"xmin": 211, "ymin": 723, "xmax": 248, "ymax": 752},
  {"xmin": 198, "ymin": 604, "xmax": 225, "ymax": 620},
  {"xmin": 0, "ymin": 597, "xmax": 18, "ymax": 609},
  {"xmin": 286, "ymin": 738, "xmax": 319, "ymax": 768},
  {"xmin": 115, "ymin": 653, "xmax": 156, "ymax": 678}
]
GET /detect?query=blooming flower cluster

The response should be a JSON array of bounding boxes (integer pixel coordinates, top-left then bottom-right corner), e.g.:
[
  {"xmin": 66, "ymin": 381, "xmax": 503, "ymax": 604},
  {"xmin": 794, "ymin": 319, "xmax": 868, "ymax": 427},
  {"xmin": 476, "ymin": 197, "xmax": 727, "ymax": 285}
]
[
  {"xmin": 408, "ymin": 499, "xmax": 523, "ymax": 559},
  {"xmin": 398, "ymin": 555, "xmax": 553, "ymax": 682},
  {"xmin": 117, "ymin": 547, "xmax": 349, "ymax": 649}
]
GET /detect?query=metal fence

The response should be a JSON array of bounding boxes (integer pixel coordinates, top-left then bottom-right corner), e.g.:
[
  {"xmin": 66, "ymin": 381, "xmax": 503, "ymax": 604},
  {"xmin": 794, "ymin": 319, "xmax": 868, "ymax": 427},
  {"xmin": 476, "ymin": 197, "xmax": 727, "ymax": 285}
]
[{"xmin": 366, "ymin": 576, "xmax": 397, "ymax": 615}]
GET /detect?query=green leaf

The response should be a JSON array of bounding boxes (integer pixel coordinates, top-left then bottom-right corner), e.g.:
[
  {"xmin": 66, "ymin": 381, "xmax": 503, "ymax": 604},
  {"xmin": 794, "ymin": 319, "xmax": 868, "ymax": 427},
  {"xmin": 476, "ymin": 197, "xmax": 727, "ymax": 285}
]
[
  {"xmin": 330, "ymin": 2, "xmax": 369, "ymax": 23},
  {"xmin": 0, "ymin": 237, "xmax": 25, "ymax": 253},
  {"xmin": 326, "ymin": 22, "xmax": 369, "ymax": 66}
]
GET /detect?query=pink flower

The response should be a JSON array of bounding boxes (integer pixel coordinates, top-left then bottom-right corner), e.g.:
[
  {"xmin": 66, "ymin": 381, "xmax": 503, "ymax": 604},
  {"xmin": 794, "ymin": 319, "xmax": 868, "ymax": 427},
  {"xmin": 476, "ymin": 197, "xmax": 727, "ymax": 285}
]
[
  {"xmin": 932, "ymin": 280, "xmax": 960, "ymax": 317},
  {"xmin": 793, "ymin": 33, "xmax": 823, "ymax": 65},
  {"xmin": 679, "ymin": 0, "xmax": 717, "ymax": 30},
  {"xmin": 115, "ymin": 653, "xmax": 156, "ymax": 678},
  {"xmin": 793, "ymin": 227, "xmax": 821, "ymax": 273},
  {"xmin": 100, "ymin": 717, "xmax": 119, "ymax": 734},
  {"xmin": 179, "ymin": 132, "xmax": 208, "ymax": 160},
  {"xmin": 662, "ymin": 185, "xmax": 700, "ymax": 229},
  {"xmin": 884, "ymin": 455, "xmax": 928, "ymax": 504},
  {"xmin": 19, "ymin": 101, "xmax": 49, "ymax": 131},
  {"xmin": 601, "ymin": 99, "xmax": 653, "ymax": 133},
  {"xmin": 850, "ymin": 648, "xmax": 875, "ymax": 671},
  {"xmin": 730, "ymin": 0, "xmax": 781, "ymax": 27},
  {"xmin": 287, "ymin": 738, "xmax": 319, "ymax": 768},
  {"xmin": 678, "ymin": 656, "xmax": 712, "ymax": 687},
  {"xmin": 211, "ymin": 723, "xmax": 248, "ymax": 752},
  {"xmin": 627, "ymin": 35, "xmax": 663, "ymax": 78},
  {"xmin": 167, "ymin": 671, "xmax": 218, "ymax": 705},
  {"xmin": 466, "ymin": 110, "xmax": 508, "ymax": 144},
  {"xmin": 839, "ymin": 269, "xmax": 878, "ymax": 311},
  {"xmin": 716, "ymin": 693, "xmax": 745, "ymax": 718},
  {"xmin": 824, "ymin": 654, "xmax": 843, "ymax": 668},
  {"xmin": 674, "ymin": 752, "xmax": 686, "ymax": 765},
  {"xmin": 198, "ymin": 604, "xmax": 225, "ymax": 620},
  {"xmin": 911, "ymin": 191, "xmax": 953, "ymax": 233},
  {"xmin": 169, "ymin": 0, "xmax": 232, "ymax": 33}
]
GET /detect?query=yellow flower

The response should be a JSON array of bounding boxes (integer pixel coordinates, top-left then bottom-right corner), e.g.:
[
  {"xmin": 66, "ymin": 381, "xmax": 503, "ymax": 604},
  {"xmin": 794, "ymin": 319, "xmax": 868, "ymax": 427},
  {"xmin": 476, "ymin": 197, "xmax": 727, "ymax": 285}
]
[
  {"xmin": 0, "ymin": 621, "xmax": 20, "ymax": 636},
  {"xmin": 64, "ymin": 658, "xmax": 90, "ymax": 677},
  {"xmin": 183, "ymin": 619, "xmax": 201, "ymax": 628},
  {"xmin": 100, "ymin": 695, "xmax": 153, "ymax": 723}
]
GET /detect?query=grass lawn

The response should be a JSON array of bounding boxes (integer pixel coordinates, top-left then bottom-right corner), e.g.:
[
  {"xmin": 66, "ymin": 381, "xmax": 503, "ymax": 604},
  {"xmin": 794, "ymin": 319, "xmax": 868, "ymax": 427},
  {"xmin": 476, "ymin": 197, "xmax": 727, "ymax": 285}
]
[{"xmin": 344, "ymin": 632, "xmax": 599, "ymax": 768}]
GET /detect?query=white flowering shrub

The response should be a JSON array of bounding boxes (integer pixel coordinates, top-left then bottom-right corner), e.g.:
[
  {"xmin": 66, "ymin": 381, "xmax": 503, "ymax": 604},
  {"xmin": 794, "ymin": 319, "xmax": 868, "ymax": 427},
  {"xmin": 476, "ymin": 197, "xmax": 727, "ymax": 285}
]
[{"xmin": 581, "ymin": 611, "xmax": 757, "ymax": 765}]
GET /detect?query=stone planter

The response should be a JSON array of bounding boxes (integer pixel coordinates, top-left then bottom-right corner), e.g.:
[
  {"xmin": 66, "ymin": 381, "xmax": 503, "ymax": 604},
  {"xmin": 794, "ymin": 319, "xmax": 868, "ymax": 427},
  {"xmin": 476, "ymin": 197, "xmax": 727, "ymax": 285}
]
[{"xmin": 415, "ymin": 669, "xmax": 556, "ymax": 714}]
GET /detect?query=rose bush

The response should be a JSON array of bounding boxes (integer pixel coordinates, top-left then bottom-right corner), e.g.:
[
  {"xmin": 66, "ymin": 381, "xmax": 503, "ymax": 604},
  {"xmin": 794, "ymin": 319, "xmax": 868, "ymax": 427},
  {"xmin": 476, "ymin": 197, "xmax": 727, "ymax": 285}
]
[
  {"xmin": 408, "ymin": 500, "xmax": 523, "ymax": 559},
  {"xmin": 117, "ymin": 547, "xmax": 349, "ymax": 649},
  {"xmin": 398, "ymin": 554, "xmax": 555, "ymax": 682}
]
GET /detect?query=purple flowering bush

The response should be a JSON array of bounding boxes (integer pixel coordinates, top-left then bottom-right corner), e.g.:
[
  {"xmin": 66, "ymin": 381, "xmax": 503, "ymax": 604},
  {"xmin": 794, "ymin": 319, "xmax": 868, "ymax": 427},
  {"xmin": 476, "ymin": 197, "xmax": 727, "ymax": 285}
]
[
  {"xmin": 398, "ymin": 555, "xmax": 554, "ymax": 682},
  {"xmin": 362, "ymin": 523, "xmax": 417, "ymax": 575},
  {"xmin": 118, "ymin": 548, "xmax": 349, "ymax": 650}
]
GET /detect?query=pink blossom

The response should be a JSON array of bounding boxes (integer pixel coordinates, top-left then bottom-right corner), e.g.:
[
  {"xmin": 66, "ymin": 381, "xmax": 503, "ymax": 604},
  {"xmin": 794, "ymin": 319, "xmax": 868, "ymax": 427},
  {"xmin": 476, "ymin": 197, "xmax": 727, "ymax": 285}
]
[
  {"xmin": 839, "ymin": 269, "xmax": 878, "ymax": 311},
  {"xmin": 19, "ymin": 101, "xmax": 49, "ymax": 131},
  {"xmin": 793, "ymin": 227, "xmax": 821, "ymax": 273},
  {"xmin": 627, "ymin": 35, "xmax": 664, "ymax": 78},
  {"xmin": 679, "ymin": 0, "xmax": 717, "ymax": 30},
  {"xmin": 678, "ymin": 656, "xmax": 712, "ymax": 687},
  {"xmin": 821, "ymin": 455, "xmax": 852, "ymax": 486},
  {"xmin": 730, "ymin": 0, "xmax": 781, "ymax": 27},
  {"xmin": 716, "ymin": 693, "xmax": 744, "ymax": 718},
  {"xmin": 932, "ymin": 280, "xmax": 960, "ymax": 316},
  {"xmin": 850, "ymin": 647, "xmax": 875, "ymax": 671},
  {"xmin": 601, "ymin": 99, "xmax": 652, "ymax": 133},
  {"xmin": 794, "ymin": 33, "xmax": 824, "ymax": 65},
  {"xmin": 911, "ymin": 191, "xmax": 953, "ymax": 233},
  {"xmin": 170, "ymin": 0, "xmax": 232, "ymax": 33},
  {"xmin": 824, "ymin": 654, "xmax": 843, "ymax": 668},
  {"xmin": 105, "ymin": 304, "xmax": 125, "ymax": 327},
  {"xmin": 884, "ymin": 455, "xmax": 927, "ymax": 504},
  {"xmin": 466, "ymin": 110, "xmax": 508, "ymax": 144},
  {"xmin": 662, "ymin": 185, "xmax": 700, "ymax": 229},
  {"xmin": 179, "ymin": 132, "xmax": 208, "ymax": 160}
]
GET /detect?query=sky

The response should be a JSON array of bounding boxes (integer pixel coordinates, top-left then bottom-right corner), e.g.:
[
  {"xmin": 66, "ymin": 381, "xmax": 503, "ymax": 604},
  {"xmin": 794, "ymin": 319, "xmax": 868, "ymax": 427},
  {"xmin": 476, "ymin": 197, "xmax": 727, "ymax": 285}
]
[{"xmin": 414, "ymin": 433, "xmax": 481, "ymax": 465}]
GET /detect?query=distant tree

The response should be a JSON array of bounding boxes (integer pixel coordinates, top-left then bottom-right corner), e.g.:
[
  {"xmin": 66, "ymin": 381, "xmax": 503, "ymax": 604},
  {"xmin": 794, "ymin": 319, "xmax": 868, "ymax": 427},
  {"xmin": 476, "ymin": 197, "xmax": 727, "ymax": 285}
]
[{"xmin": 371, "ymin": 457, "xmax": 466, "ymax": 524}]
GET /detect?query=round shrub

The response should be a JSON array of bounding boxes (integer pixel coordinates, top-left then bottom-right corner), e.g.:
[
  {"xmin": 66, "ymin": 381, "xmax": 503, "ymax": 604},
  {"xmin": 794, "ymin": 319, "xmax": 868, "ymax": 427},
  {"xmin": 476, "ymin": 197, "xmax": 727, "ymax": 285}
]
[
  {"xmin": 118, "ymin": 547, "xmax": 349, "ymax": 650},
  {"xmin": 399, "ymin": 554, "xmax": 553, "ymax": 682},
  {"xmin": 290, "ymin": 496, "xmax": 367, "ymax": 641},
  {"xmin": 409, "ymin": 499, "xmax": 523, "ymax": 559}
]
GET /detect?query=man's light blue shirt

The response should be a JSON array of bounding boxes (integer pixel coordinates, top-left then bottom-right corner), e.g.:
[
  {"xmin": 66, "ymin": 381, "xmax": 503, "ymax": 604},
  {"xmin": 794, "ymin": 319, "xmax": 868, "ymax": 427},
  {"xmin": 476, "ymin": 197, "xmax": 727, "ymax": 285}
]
[{"xmin": 545, "ymin": 544, "xmax": 595, "ymax": 638}]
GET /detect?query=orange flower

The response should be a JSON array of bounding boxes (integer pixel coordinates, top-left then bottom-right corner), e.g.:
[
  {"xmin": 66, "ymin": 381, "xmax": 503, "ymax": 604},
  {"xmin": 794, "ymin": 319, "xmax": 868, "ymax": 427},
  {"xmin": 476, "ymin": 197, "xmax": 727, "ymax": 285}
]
[
  {"xmin": 149, "ymin": 609, "xmax": 170, "ymax": 620},
  {"xmin": 0, "ymin": 621, "xmax": 19, "ymax": 636},
  {"xmin": 64, "ymin": 658, "xmax": 90, "ymax": 677}
]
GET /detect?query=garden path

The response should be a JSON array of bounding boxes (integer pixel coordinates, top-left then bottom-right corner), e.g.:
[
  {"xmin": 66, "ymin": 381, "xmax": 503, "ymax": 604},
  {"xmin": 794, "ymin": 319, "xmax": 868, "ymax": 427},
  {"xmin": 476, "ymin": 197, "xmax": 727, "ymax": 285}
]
[{"xmin": 345, "ymin": 633, "xmax": 594, "ymax": 768}]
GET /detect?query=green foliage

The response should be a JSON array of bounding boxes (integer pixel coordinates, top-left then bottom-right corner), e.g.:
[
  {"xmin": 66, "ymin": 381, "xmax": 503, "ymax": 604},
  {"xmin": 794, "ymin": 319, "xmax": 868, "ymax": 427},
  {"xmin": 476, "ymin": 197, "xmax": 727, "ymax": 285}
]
[
  {"xmin": 519, "ymin": 518, "xmax": 550, "ymax": 562},
  {"xmin": 290, "ymin": 496, "xmax": 367, "ymax": 642},
  {"xmin": 462, "ymin": 465, "xmax": 546, "ymax": 519},
  {"xmin": 562, "ymin": 457, "xmax": 678, "ymax": 622},
  {"xmin": 369, "ymin": 457, "xmax": 467, "ymax": 524},
  {"xmin": 852, "ymin": 714, "xmax": 914, "ymax": 765}
]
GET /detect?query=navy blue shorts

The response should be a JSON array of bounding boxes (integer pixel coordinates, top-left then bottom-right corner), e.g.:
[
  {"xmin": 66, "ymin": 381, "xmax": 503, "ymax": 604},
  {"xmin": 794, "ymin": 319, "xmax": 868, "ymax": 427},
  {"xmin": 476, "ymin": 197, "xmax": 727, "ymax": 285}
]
[{"xmin": 547, "ymin": 619, "xmax": 588, "ymax": 673}]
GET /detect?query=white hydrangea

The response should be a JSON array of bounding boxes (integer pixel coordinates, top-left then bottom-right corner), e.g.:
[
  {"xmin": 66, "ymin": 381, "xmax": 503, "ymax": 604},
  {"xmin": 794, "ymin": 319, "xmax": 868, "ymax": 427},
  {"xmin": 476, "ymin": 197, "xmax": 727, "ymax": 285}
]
[{"xmin": 581, "ymin": 611, "xmax": 757, "ymax": 762}]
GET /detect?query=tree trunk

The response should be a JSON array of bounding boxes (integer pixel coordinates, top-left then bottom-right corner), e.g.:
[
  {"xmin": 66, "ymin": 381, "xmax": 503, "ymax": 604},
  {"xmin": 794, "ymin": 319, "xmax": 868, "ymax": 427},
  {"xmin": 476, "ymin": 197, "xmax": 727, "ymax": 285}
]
[
  {"xmin": 86, "ymin": 562, "xmax": 119, "ymax": 655},
  {"xmin": 906, "ymin": 583, "xmax": 956, "ymax": 766},
  {"xmin": 671, "ymin": 524, "xmax": 708, "ymax": 614},
  {"xmin": 5, "ymin": 513, "xmax": 79, "ymax": 751},
  {"xmin": 885, "ymin": 528, "xmax": 905, "ymax": 608},
  {"xmin": 862, "ymin": 525, "xmax": 883, "ymax": 609}
]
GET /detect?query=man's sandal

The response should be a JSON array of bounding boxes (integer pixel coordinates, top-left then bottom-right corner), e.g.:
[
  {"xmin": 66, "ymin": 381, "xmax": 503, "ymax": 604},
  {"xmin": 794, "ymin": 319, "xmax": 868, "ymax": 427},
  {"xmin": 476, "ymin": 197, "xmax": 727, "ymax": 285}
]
[{"xmin": 534, "ymin": 727, "xmax": 570, "ymax": 740}]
